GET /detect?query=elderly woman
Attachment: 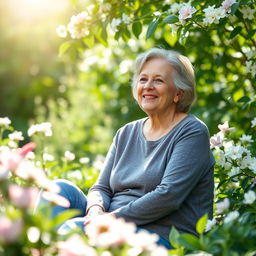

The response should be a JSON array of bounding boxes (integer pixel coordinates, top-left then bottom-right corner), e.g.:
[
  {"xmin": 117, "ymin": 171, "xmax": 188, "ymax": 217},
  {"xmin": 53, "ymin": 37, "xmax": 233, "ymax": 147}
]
[{"xmin": 49, "ymin": 48, "xmax": 215, "ymax": 249}]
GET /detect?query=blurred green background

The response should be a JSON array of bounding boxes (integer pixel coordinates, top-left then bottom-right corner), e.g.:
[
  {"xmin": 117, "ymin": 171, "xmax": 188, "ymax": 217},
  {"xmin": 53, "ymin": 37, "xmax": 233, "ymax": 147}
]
[{"xmin": 1, "ymin": 0, "xmax": 255, "ymax": 161}]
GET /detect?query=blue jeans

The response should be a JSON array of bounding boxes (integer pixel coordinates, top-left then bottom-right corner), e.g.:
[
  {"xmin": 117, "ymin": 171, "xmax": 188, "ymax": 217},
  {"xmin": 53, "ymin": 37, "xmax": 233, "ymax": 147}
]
[{"xmin": 44, "ymin": 179, "xmax": 172, "ymax": 250}]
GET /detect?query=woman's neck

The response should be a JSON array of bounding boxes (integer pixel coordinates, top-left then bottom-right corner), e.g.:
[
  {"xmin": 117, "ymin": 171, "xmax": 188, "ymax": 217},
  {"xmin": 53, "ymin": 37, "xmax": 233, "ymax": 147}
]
[{"xmin": 143, "ymin": 111, "xmax": 187, "ymax": 141}]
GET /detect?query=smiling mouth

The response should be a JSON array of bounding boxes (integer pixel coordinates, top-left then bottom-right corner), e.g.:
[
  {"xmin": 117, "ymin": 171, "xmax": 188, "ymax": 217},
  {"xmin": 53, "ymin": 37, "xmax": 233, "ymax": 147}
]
[{"xmin": 143, "ymin": 95, "xmax": 158, "ymax": 99}]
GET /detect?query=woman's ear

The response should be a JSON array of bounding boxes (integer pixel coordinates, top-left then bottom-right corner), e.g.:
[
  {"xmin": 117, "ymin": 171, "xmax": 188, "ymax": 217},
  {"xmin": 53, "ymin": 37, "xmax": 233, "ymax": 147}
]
[{"xmin": 174, "ymin": 89, "xmax": 184, "ymax": 103}]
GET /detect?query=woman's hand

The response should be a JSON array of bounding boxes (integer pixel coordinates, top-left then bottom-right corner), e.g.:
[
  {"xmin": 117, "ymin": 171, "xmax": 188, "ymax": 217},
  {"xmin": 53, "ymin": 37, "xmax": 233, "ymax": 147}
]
[
  {"xmin": 87, "ymin": 205, "xmax": 104, "ymax": 217},
  {"xmin": 84, "ymin": 205, "xmax": 104, "ymax": 227}
]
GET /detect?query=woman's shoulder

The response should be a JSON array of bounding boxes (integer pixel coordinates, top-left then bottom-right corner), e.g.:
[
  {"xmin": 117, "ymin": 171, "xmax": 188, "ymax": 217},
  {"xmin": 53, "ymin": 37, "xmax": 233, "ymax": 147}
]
[
  {"xmin": 115, "ymin": 118, "xmax": 145, "ymax": 138},
  {"xmin": 180, "ymin": 114, "xmax": 210, "ymax": 136}
]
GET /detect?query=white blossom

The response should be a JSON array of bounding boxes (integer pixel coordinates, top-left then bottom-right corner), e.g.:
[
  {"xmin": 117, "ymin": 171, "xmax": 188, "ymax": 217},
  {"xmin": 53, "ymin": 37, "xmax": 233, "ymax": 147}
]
[
  {"xmin": 224, "ymin": 210, "xmax": 239, "ymax": 223},
  {"xmin": 169, "ymin": 3, "xmax": 183, "ymax": 14},
  {"xmin": 240, "ymin": 134, "xmax": 253, "ymax": 143},
  {"xmin": 216, "ymin": 198, "xmax": 230, "ymax": 214},
  {"xmin": 241, "ymin": 6, "xmax": 256, "ymax": 20},
  {"xmin": 25, "ymin": 151, "xmax": 35, "ymax": 160},
  {"xmin": 245, "ymin": 50, "xmax": 256, "ymax": 59},
  {"xmin": 203, "ymin": 5, "xmax": 226, "ymax": 25},
  {"xmin": 56, "ymin": 25, "xmax": 67, "ymax": 38},
  {"xmin": 251, "ymin": 117, "xmax": 256, "ymax": 128},
  {"xmin": 110, "ymin": 18, "xmax": 121, "ymax": 32},
  {"xmin": 64, "ymin": 151, "xmax": 75, "ymax": 161},
  {"xmin": 153, "ymin": 11, "xmax": 162, "ymax": 17},
  {"xmin": 28, "ymin": 122, "xmax": 52, "ymax": 137},
  {"xmin": 221, "ymin": 0, "xmax": 236, "ymax": 14},
  {"xmin": 79, "ymin": 157, "xmax": 90, "ymax": 164},
  {"xmin": 67, "ymin": 12, "xmax": 90, "ymax": 39},
  {"xmin": 0, "ymin": 117, "xmax": 11, "ymax": 128},
  {"xmin": 43, "ymin": 153, "xmax": 54, "ymax": 162},
  {"xmin": 93, "ymin": 155, "xmax": 105, "ymax": 170},
  {"xmin": 244, "ymin": 190, "xmax": 256, "ymax": 205},
  {"xmin": 228, "ymin": 166, "xmax": 240, "ymax": 177},
  {"xmin": 205, "ymin": 217, "xmax": 216, "ymax": 232},
  {"xmin": 225, "ymin": 145, "xmax": 245, "ymax": 160},
  {"xmin": 122, "ymin": 13, "xmax": 131, "ymax": 24},
  {"xmin": 67, "ymin": 170, "xmax": 83, "ymax": 180},
  {"xmin": 178, "ymin": 4, "xmax": 196, "ymax": 25},
  {"xmin": 8, "ymin": 131, "xmax": 24, "ymax": 141}
]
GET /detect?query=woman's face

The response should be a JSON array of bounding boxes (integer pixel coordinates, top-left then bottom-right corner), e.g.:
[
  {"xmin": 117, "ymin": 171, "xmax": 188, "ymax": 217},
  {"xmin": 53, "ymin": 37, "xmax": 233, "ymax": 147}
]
[{"xmin": 135, "ymin": 57, "xmax": 180, "ymax": 116}]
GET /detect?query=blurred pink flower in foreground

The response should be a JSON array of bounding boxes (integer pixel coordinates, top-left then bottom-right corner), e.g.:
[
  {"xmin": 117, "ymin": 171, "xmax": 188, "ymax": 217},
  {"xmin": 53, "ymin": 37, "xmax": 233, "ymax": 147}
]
[
  {"xmin": 42, "ymin": 191, "xmax": 70, "ymax": 208},
  {"xmin": 210, "ymin": 132, "xmax": 224, "ymax": 148},
  {"xmin": 85, "ymin": 214, "xmax": 136, "ymax": 247},
  {"xmin": 8, "ymin": 184, "xmax": 39, "ymax": 208},
  {"xmin": 218, "ymin": 121, "xmax": 234, "ymax": 132},
  {"xmin": 57, "ymin": 234, "xmax": 97, "ymax": 256},
  {"xmin": 0, "ymin": 142, "xmax": 36, "ymax": 175},
  {"xmin": 0, "ymin": 216, "xmax": 23, "ymax": 243}
]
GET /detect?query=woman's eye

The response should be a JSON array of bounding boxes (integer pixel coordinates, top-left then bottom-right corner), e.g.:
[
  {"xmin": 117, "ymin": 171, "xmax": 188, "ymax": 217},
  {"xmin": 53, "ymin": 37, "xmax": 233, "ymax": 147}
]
[
  {"xmin": 139, "ymin": 77, "xmax": 147, "ymax": 82},
  {"xmin": 155, "ymin": 79, "xmax": 163, "ymax": 83}
]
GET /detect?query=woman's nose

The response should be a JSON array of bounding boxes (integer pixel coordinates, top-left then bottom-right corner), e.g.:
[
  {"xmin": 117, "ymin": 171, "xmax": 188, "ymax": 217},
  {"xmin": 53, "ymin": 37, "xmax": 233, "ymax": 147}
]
[{"xmin": 144, "ymin": 79, "xmax": 154, "ymax": 89}]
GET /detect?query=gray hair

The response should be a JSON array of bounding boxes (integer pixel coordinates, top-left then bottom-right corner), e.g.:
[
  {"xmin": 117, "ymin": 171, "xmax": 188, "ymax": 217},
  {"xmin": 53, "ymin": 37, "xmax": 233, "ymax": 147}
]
[{"xmin": 132, "ymin": 48, "xmax": 196, "ymax": 113}]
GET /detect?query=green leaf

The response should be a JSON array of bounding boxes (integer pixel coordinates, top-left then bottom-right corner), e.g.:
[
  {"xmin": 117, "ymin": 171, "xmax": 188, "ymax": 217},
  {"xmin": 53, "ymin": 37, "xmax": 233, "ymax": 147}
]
[
  {"xmin": 196, "ymin": 214, "xmax": 208, "ymax": 235},
  {"xmin": 146, "ymin": 18, "xmax": 159, "ymax": 39},
  {"xmin": 231, "ymin": 2, "xmax": 240, "ymax": 14},
  {"xmin": 58, "ymin": 41, "xmax": 72, "ymax": 57},
  {"xmin": 163, "ymin": 15, "xmax": 179, "ymax": 24},
  {"xmin": 93, "ymin": 25, "xmax": 108, "ymax": 47},
  {"xmin": 179, "ymin": 233, "xmax": 201, "ymax": 250},
  {"xmin": 132, "ymin": 21, "xmax": 142, "ymax": 39},
  {"xmin": 121, "ymin": 27, "xmax": 131, "ymax": 42},
  {"xmin": 246, "ymin": 29, "xmax": 256, "ymax": 39},
  {"xmin": 83, "ymin": 34, "xmax": 95, "ymax": 48},
  {"xmin": 52, "ymin": 209, "xmax": 80, "ymax": 227},
  {"xmin": 230, "ymin": 26, "xmax": 242, "ymax": 39},
  {"xmin": 237, "ymin": 96, "xmax": 250, "ymax": 103},
  {"xmin": 169, "ymin": 226, "xmax": 181, "ymax": 248}
]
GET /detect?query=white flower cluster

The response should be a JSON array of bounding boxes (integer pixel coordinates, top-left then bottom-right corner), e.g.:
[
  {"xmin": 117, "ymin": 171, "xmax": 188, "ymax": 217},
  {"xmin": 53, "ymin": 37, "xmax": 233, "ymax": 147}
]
[
  {"xmin": 203, "ymin": 0, "xmax": 237, "ymax": 25},
  {"xmin": 8, "ymin": 131, "xmax": 24, "ymax": 141},
  {"xmin": 67, "ymin": 11, "xmax": 91, "ymax": 39},
  {"xmin": 241, "ymin": 6, "xmax": 256, "ymax": 20},
  {"xmin": 0, "ymin": 117, "xmax": 11, "ymax": 128},
  {"xmin": 166, "ymin": 0, "xmax": 236, "ymax": 27},
  {"xmin": 210, "ymin": 120, "xmax": 256, "ymax": 177},
  {"xmin": 64, "ymin": 150, "xmax": 75, "ymax": 161},
  {"xmin": 110, "ymin": 14, "xmax": 131, "ymax": 33},
  {"xmin": 27, "ymin": 122, "xmax": 52, "ymax": 137}
]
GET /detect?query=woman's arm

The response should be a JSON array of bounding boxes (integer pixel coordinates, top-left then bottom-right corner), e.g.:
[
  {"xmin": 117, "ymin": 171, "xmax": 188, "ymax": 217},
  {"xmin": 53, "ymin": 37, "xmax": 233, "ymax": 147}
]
[
  {"xmin": 112, "ymin": 128, "xmax": 214, "ymax": 225},
  {"xmin": 86, "ymin": 139, "xmax": 117, "ymax": 214}
]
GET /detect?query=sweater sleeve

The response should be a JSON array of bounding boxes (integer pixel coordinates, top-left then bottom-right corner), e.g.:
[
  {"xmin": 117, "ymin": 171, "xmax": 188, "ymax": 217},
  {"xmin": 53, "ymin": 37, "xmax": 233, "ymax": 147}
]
[
  {"xmin": 86, "ymin": 138, "xmax": 117, "ymax": 213},
  {"xmin": 113, "ymin": 128, "xmax": 213, "ymax": 225}
]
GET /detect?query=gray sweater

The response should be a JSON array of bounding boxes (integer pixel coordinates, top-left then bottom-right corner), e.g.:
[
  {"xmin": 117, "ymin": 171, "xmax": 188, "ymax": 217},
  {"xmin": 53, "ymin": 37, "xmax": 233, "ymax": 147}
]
[{"xmin": 87, "ymin": 114, "xmax": 215, "ymax": 240}]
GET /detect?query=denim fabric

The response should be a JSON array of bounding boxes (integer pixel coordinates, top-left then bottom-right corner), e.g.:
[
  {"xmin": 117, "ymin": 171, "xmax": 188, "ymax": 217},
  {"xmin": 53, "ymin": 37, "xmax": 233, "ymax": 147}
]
[{"xmin": 43, "ymin": 179, "xmax": 172, "ymax": 249}]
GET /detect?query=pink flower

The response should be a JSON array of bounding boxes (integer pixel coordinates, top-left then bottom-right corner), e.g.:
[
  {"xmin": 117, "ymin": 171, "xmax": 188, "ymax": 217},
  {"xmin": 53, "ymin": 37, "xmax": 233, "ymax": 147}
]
[
  {"xmin": 42, "ymin": 191, "xmax": 70, "ymax": 208},
  {"xmin": 221, "ymin": 0, "xmax": 236, "ymax": 13},
  {"xmin": 85, "ymin": 214, "xmax": 136, "ymax": 247},
  {"xmin": 57, "ymin": 234, "xmax": 97, "ymax": 256},
  {"xmin": 19, "ymin": 142, "xmax": 36, "ymax": 157},
  {"xmin": 8, "ymin": 184, "xmax": 39, "ymax": 208},
  {"xmin": 178, "ymin": 4, "xmax": 196, "ymax": 24},
  {"xmin": 0, "ymin": 142, "xmax": 36, "ymax": 175},
  {"xmin": 210, "ymin": 132, "xmax": 224, "ymax": 148},
  {"xmin": 218, "ymin": 121, "xmax": 234, "ymax": 132},
  {"xmin": 127, "ymin": 229, "xmax": 159, "ymax": 251},
  {"xmin": 0, "ymin": 216, "xmax": 23, "ymax": 243}
]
